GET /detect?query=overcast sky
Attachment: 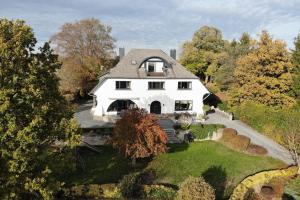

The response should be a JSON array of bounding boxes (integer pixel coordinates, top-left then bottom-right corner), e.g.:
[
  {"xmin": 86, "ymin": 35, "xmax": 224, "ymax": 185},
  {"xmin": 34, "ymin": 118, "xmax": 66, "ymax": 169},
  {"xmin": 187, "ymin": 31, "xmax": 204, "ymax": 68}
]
[{"xmin": 1, "ymin": 0, "xmax": 300, "ymax": 53}]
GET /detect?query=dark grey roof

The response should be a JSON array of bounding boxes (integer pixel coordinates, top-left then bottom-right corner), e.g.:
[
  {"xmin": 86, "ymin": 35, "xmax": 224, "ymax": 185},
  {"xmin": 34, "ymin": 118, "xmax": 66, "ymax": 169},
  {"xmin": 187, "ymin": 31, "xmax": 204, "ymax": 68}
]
[{"xmin": 108, "ymin": 49, "xmax": 198, "ymax": 79}]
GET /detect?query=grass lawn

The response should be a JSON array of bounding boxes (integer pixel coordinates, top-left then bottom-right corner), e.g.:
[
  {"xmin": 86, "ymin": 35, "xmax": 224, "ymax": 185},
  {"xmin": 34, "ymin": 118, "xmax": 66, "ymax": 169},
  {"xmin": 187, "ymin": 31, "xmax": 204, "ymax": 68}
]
[
  {"xmin": 190, "ymin": 124, "xmax": 224, "ymax": 139},
  {"xmin": 147, "ymin": 141, "xmax": 284, "ymax": 198},
  {"xmin": 64, "ymin": 146, "xmax": 134, "ymax": 186},
  {"xmin": 65, "ymin": 141, "xmax": 285, "ymax": 198}
]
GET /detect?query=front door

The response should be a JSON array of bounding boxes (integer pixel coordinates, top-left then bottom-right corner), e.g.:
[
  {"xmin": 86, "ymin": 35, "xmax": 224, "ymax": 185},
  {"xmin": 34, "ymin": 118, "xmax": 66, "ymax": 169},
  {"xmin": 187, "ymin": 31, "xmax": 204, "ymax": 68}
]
[{"xmin": 150, "ymin": 101, "xmax": 161, "ymax": 114}]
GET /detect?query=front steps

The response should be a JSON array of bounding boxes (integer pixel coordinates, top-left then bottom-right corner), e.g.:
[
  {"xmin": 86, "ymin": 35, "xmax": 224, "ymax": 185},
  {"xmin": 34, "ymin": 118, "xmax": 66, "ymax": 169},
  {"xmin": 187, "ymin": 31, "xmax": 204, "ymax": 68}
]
[{"xmin": 163, "ymin": 128, "xmax": 181, "ymax": 144}]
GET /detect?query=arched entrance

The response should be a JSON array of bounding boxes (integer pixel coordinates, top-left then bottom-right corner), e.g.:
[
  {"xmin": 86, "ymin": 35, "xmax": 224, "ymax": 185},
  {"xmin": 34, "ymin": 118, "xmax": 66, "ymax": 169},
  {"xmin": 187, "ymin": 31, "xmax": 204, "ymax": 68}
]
[
  {"xmin": 107, "ymin": 100, "xmax": 137, "ymax": 113},
  {"xmin": 150, "ymin": 101, "xmax": 161, "ymax": 114}
]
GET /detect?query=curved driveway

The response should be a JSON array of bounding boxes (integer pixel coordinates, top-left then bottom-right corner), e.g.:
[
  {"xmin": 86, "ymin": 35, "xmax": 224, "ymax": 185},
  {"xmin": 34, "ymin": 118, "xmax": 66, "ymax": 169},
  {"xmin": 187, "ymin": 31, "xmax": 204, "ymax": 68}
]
[{"xmin": 203, "ymin": 112, "xmax": 294, "ymax": 165}]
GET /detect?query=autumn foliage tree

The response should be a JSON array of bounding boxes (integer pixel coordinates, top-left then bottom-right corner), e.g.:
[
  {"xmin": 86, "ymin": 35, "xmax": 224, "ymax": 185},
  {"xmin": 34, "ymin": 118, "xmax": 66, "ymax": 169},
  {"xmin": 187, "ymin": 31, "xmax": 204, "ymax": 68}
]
[
  {"xmin": 110, "ymin": 109, "xmax": 167, "ymax": 165},
  {"xmin": 232, "ymin": 31, "xmax": 295, "ymax": 108},
  {"xmin": 51, "ymin": 18, "xmax": 116, "ymax": 100}
]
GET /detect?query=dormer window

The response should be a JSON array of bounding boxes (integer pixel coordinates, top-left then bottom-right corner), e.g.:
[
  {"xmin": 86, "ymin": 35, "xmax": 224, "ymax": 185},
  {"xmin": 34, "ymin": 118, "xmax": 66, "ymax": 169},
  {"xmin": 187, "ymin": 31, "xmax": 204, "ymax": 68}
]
[
  {"xmin": 139, "ymin": 57, "xmax": 170, "ymax": 77},
  {"xmin": 148, "ymin": 62, "xmax": 155, "ymax": 72}
]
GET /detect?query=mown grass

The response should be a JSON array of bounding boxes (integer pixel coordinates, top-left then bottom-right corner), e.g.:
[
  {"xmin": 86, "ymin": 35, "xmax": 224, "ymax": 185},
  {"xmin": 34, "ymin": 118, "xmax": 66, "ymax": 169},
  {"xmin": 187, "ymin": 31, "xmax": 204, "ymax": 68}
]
[
  {"xmin": 65, "ymin": 142, "xmax": 284, "ymax": 198},
  {"xmin": 64, "ymin": 146, "xmax": 134, "ymax": 186},
  {"xmin": 190, "ymin": 124, "xmax": 224, "ymax": 139},
  {"xmin": 147, "ymin": 141, "xmax": 284, "ymax": 197}
]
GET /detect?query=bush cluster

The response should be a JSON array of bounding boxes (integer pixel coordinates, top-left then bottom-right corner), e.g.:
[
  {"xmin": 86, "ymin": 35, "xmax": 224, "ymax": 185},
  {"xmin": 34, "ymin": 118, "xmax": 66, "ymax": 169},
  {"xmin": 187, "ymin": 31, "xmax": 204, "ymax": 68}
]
[
  {"xmin": 176, "ymin": 176, "xmax": 215, "ymax": 200},
  {"xmin": 221, "ymin": 128, "xmax": 268, "ymax": 154},
  {"xmin": 246, "ymin": 144, "xmax": 268, "ymax": 155},
  {"xmin": 119, "ymin": 168, "xmax": 157, "ymax": 198},
  {"xmin": 221, "ymin": 128, "xmax": 250, "ymax": 151},
  {"xmin": 142, "ymin": 184, "xmax": 177, "ymax": 199}
]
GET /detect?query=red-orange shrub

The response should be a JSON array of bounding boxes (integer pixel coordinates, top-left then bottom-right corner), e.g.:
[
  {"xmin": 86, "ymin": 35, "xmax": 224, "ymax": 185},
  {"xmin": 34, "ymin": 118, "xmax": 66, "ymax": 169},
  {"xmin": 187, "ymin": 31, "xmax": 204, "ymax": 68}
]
[{"xmin": 109, "ymin": 108, "xmax": 167, "ymax": 161}]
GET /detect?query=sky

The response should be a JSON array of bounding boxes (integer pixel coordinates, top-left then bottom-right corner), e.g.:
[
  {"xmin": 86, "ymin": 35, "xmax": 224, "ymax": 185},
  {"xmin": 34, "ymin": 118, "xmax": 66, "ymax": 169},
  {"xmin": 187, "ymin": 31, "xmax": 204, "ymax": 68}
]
[{"xmin": 1, "ymin": 0, "xmax": 300, "ymax": 54}]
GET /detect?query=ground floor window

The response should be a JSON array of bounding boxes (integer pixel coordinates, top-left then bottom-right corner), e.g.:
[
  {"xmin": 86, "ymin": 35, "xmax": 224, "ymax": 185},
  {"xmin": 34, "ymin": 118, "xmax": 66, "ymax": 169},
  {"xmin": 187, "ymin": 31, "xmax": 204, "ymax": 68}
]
[
  {"xmin": 175, "ymin": 100, "xmax": 193, "ymax": 111},
  {"xmin": 107, "ymin": 100, "xmax": 137, "ymax": 112}
]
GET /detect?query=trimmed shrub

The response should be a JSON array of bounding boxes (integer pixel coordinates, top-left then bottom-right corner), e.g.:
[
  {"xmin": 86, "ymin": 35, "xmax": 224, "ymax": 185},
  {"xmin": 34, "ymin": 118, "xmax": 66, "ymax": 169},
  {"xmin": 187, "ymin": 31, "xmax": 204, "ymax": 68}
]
[
  {"xmin": 265, "ymin": 178, "xmax": 286, "ymax": 198},
  {"xmin": 247, "ymin": 144, "xmax": 268, "ymax": 155},
  {"xmin": 119, "ymin": 173, "xmax": 142, "ymax": 198},
  {"xmin": 230, "ymin": 166, "xmax": 298, "ymax": 200},
  {"xmin": 176, "ymin": 176, "xmax": 215, "ymax": 200},
  {"xmin": 142, "ymin": 184, "xmax": 177, "ymax": 199},
  {"xmin": 221, "ymin": 129, "xmax": 250, "ymax": 151},
  {"xmin": 231, "ymin": 135, "xmax": 251, "ymax": 151},
  {"xmin": 223, "ymin": 128, "xmax": 238, "ymax": 135},
  {"xmin": 222, "ymin": 128, "xmax": 238, "ymax": 142}
]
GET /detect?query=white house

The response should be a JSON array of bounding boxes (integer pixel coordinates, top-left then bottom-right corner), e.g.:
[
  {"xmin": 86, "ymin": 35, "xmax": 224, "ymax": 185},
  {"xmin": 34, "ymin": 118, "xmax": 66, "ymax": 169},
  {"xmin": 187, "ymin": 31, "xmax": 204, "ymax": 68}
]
[{"xmin": 89, "ymin": 48, "xmax": 210, "ymax": 120}]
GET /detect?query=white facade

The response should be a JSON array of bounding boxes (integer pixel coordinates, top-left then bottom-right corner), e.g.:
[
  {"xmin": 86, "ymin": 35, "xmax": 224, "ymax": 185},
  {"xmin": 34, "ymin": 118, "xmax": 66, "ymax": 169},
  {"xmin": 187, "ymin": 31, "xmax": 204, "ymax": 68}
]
[
  {"xmin": 91, "ymin": 78, "xmax": 209, "ymax": 117},
  {"xmin": 90, "ymin": 49, "xmax": 210, "ymax": 118}
]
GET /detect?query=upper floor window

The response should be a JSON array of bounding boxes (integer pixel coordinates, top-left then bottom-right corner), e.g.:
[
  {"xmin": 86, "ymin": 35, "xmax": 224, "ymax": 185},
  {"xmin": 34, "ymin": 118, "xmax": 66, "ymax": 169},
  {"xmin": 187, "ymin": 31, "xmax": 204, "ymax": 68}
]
[
  {"xmin": 175, "ymin": 100, "xmax": 193, "ymax": 111},
  {"xmin": 148, "ymin": 82, "xmax": 165, "ymax": 90},
  {"xmin": 116, "ymin": 81, "xmax": 130, "ymax": 89},
  {"xmin": 178, "ymin": 81, "xmax": 192, "ymax": 89}
]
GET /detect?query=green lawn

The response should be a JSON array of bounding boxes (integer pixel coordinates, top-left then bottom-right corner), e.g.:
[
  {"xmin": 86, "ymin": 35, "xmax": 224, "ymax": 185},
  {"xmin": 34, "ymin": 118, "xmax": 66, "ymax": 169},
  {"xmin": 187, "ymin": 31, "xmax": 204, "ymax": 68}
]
[
  {"xmin": 190, "ymin": 124, "xmax": 224, "ymax": 139},
  {"xmin": 64, "ymin": 146, "xmax": 134, "ymax": 186},
  {"xmin": 65, "ymin": 141, "xmax": 284, "ymax": 198},
  {"xmin": 147, "ymin": 141, "xmax": 284, "ymax": 198}
]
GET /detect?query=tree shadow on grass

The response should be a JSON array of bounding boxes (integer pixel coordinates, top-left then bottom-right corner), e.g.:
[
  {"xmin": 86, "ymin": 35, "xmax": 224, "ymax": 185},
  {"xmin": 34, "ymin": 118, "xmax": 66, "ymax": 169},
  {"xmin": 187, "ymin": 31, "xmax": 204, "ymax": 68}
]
[
  {"xmin": 202, "ymin": 165, "xmax": 227, "ymax": 200},
  {"xmin": 64, "ymin": 145, "xmax": 149, "ymax": 186},
  {"xmin": 167, "ymin": 143, "xmax": 189, "ymax": 153}
]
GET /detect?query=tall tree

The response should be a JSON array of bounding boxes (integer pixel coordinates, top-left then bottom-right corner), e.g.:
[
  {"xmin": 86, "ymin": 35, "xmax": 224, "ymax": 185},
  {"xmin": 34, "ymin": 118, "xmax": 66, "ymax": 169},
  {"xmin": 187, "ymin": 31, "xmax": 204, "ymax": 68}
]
[
  {"xmin": 109, "ymin": 109, "xmax": 167, "ymax": 165},
  {"xmin": 0, "ymin": 19, "xmax": 80, "ymax": 199},
  {"xmin": 51, "ymin": 18, "xmax": 116, "ymax": 100},
  {"xmin": 233, "ymin": 31, "xmax": 295, "ymax": 107},
  {"xmin": 292, "ymin": 33, "xmax": 300, "ymax": 100},
  {"xmin": 215, "ymin": 32, "xmax": 252, "ymax": 91},
  {"xmin": 180, "ymin": 26, "xmax": 225, "ymax": 82}
]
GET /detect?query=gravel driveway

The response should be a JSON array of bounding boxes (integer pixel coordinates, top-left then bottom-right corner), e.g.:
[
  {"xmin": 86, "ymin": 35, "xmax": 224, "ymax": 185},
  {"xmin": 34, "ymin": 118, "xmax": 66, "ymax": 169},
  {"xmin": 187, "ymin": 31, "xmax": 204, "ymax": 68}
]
[{"xmin": 203, "ymin": 112, "xmax": 294, "ymax": 165}]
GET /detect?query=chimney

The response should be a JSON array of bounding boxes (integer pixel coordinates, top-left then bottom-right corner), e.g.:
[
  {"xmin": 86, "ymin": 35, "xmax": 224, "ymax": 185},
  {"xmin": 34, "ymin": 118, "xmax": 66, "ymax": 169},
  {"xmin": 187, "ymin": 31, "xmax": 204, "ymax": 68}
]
[
  {"xmin": 170, "ymin": 49, "xmax": 176, "ymax": 60},
  {"xmin": 119, "ymin": 47, "xmax": 125, "ymax": 59}
]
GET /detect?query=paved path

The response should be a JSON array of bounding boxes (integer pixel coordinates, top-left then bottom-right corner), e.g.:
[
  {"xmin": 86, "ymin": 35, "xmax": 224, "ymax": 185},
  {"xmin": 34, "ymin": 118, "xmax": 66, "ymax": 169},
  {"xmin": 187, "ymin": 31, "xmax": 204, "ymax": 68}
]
[
  {"xmin": 204, "ymin": 112, "xmax": 294, "ymax": 165},
  {"xmin": 75, "ymin": 100, "xmax": 113, "ymax": 128}
]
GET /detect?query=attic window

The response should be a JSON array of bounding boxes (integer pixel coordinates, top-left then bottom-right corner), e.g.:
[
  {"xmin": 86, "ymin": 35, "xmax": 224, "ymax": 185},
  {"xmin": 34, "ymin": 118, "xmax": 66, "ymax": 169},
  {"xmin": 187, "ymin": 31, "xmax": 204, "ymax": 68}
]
[{"xmin": 131, "ymin": 60, "xmax": 137, "ymax": 65}]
